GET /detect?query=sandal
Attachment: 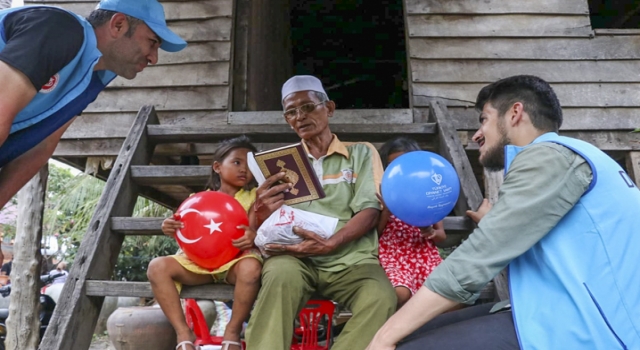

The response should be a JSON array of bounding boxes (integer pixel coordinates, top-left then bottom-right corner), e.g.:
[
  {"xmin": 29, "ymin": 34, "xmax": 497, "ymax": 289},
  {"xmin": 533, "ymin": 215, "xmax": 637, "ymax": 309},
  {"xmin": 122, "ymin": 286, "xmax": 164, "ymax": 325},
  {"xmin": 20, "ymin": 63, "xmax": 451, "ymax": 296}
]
[
  {"xmin": 221, "ymin": 340, "xmax": 242, "ymax": 350},
  {"xmin": 176, "ymin": 340, "xmax": 200, "ymax": 350}
]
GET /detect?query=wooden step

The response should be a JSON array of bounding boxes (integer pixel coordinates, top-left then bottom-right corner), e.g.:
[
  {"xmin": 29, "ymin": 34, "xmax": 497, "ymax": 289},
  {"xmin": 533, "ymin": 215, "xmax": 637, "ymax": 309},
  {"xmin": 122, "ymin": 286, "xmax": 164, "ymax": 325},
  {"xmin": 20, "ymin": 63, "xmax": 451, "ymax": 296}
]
[
  {"xmin": 146, "ymin": 123, "xmax": 437, "ymax": 143},
  {"xmin": 85, "ymin": 280, "xmax": 495, "ymax": 301},
  {"xmin": 85, "ymin": 281, "xmax": 234, "ymax": 300},
  {"xmin": 110, "ymin": 216, "xmax": 475, "ymax": 235},
  {"xmin": 131, "ymin": 165, "xmax": 210, "ymax": 186}
]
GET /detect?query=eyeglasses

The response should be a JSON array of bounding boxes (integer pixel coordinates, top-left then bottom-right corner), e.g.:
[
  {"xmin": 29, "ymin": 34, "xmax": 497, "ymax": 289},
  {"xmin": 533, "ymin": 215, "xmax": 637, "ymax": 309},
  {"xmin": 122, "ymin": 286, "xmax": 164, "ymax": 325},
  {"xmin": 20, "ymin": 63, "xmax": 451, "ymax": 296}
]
[{"xmin": 283, "ymin": 101, "xmax": 325, "ymax": 121}]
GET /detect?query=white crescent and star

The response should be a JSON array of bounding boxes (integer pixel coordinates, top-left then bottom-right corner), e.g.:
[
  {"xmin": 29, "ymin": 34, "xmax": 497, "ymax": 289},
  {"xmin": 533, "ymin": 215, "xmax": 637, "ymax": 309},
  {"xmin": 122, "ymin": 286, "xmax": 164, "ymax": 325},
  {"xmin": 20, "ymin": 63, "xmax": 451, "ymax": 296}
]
[
  {"xmin": 204, "ymin": 219, "xmax": 223, "ymax": 234},
  {"xmin": 175, "ymin": 209, "xmax": 224, "ymax": 245}
]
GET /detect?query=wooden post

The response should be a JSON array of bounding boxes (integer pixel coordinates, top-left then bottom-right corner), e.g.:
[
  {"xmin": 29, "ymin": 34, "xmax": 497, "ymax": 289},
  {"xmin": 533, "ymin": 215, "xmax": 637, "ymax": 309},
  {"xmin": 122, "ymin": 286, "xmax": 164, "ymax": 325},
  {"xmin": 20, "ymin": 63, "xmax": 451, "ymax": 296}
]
[
  {"xmin": 7, "ymin": 165, "xmax": 48, "ymax": 350},
  {"xmin": 626, "ymin": 152, "xmax": 640, "ymax": 187},
  {"xmin": 484, "ymin": 169, "xmax": 510, "ymax": 301},
  {"xmin": 483, "ymin": 169, "xmax": 503, "ymax": 205}
]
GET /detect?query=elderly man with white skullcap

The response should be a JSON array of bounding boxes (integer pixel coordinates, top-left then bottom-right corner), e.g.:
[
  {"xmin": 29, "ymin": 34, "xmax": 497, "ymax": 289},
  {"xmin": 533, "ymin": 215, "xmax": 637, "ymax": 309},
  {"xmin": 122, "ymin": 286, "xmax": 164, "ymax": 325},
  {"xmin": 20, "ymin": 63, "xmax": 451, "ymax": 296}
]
[{"xmin": 245, "ymin": 75, "xmax": 396, "ymax": 350}]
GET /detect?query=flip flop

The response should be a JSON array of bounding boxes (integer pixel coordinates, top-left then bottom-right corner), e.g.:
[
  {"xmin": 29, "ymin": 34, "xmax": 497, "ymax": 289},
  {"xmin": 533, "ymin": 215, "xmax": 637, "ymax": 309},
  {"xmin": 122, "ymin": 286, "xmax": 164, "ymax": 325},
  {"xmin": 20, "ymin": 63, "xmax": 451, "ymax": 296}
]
[
  {"xmin": 221, "ymin": 340, "xmax": 242, "ymax": 350},
  {"xmin": 176, "ymin": 340, "xmax": 200, "ymax": 350}
]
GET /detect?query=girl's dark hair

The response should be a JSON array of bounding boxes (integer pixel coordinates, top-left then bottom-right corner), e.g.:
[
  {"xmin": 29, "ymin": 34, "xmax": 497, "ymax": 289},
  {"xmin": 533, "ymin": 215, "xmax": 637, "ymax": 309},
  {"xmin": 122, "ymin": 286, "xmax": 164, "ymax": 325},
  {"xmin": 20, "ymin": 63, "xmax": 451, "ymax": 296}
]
[
  {"xmin": 205, "ymin": 135, "xmax": 257, "ymax": 190},
  {"xmin": 378, "ymin": 137, "xmax": 421, "ymax": 168}
]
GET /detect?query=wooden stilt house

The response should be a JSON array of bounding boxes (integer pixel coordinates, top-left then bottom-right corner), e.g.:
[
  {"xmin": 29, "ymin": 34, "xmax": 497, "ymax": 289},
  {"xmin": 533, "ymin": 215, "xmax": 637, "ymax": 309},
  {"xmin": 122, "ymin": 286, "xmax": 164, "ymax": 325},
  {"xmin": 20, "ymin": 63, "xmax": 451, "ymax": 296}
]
[{"xmin": 19, "ymin": 0, "xmax": 640, "ymax": 348}]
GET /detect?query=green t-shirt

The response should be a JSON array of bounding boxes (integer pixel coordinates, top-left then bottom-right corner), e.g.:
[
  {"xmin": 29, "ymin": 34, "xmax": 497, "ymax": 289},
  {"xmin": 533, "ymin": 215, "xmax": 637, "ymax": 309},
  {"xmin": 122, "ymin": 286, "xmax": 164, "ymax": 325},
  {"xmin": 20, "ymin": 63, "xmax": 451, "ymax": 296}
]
[{"xmin": 291, "ymin": 136, "xmax": 383, "ymax": 272}]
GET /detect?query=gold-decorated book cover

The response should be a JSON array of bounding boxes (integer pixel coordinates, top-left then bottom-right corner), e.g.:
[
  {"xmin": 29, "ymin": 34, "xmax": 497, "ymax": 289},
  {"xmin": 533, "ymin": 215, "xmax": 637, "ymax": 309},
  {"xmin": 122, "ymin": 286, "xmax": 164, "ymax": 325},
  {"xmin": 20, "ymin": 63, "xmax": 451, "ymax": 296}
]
[{"xmin": 248, "ymin": 143, "xmax": 325, "ymax": 205}]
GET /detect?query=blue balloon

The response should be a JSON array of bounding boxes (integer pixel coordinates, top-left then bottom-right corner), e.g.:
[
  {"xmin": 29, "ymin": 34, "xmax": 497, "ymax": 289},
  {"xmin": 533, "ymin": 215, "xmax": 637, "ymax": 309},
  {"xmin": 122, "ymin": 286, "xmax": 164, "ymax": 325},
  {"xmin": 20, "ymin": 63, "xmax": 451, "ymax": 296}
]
[{"xmin": 381, "ymin": 151, "xmax": 460, "ymax": 227}]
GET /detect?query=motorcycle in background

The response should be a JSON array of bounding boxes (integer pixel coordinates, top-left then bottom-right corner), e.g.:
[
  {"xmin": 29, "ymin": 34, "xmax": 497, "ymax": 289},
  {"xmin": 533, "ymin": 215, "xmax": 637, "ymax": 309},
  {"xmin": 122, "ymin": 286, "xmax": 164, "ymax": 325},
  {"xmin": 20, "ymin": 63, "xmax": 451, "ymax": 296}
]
[{"xmin": 0, "ymin": 272, "xmax": 65, "ymax": 350}]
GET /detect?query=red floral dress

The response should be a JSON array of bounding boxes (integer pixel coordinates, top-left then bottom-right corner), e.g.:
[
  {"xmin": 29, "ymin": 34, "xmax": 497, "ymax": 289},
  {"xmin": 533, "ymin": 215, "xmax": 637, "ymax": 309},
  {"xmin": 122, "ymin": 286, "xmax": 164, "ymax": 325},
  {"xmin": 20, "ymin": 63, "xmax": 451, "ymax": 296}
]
[{"xmin": 378, "ymin": 215, "xmax": 443, "ymax": 294}]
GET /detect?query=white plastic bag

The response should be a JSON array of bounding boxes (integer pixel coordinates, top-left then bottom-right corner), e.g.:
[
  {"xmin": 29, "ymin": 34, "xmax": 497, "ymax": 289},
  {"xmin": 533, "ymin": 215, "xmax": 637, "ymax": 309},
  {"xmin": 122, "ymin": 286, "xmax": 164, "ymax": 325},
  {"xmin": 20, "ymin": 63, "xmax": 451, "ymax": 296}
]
[{"xmin": 255, "ymin": 205, "xmax": 339, "ymax": 257}]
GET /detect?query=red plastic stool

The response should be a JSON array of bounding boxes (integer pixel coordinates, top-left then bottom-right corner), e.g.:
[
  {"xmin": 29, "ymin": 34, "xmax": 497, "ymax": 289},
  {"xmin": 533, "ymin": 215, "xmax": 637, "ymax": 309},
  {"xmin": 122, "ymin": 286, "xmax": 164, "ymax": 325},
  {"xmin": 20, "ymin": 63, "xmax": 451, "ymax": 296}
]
[
  {"xmin": 291, "ymin": 300, "xmax": 336, "ymax": 350},
  {"xmin": 184, "ymin": 298, "xmax": 246, "ymax": 349}
]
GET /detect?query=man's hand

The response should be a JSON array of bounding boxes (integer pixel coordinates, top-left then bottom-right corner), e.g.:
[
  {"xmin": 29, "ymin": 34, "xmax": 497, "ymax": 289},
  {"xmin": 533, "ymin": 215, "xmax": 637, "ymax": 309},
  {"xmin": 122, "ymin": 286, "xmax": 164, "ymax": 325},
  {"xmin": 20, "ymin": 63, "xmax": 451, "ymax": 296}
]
[
  {"xmin": 465, "ymin": 198, "xmax": 493, "ymax": 224},
  {"xmin": 254, "ymin": 172, "xmax": 292, "ymax": 225},
  {"xmin": 232, "ymin": 225, "xmax": 257, "ymax": 251},
  {"xmin": 264, "ymin": 226, "xmax": 336, "ymax": 257}
]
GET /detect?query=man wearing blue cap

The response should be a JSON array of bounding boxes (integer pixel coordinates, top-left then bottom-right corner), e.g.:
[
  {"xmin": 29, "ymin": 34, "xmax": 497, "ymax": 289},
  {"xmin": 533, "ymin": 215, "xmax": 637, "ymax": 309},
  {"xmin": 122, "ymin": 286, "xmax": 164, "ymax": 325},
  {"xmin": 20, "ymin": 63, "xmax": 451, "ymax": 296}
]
[{"xmin": 0, "ymin": 0, "xmax": 186, "ymax": 210}]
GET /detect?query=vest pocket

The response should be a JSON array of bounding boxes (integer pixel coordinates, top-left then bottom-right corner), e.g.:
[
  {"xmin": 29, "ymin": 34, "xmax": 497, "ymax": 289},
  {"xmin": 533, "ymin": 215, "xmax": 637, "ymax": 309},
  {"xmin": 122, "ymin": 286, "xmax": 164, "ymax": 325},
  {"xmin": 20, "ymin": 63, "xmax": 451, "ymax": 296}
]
[{"xmin": 583, "ymin": 283, "xmax": 627, "ymax": 349}]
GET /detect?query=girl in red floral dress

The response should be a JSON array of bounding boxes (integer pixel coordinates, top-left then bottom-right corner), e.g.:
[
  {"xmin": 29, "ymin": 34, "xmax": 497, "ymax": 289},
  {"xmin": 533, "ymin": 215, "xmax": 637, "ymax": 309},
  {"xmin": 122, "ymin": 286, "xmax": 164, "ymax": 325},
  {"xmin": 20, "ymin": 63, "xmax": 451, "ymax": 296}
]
[{"xmin": 378, "ymin": 137, "xmax": 447, "ymax": 308}]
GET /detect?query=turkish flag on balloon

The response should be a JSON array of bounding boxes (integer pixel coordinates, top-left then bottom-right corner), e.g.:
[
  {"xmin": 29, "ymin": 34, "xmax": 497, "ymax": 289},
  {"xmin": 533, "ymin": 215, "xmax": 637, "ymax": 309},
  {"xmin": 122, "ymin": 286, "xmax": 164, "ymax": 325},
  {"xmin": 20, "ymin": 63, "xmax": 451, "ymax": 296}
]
[{"xmin": 173, "ymin": 191, "xmax": 249, "ymax": 270}]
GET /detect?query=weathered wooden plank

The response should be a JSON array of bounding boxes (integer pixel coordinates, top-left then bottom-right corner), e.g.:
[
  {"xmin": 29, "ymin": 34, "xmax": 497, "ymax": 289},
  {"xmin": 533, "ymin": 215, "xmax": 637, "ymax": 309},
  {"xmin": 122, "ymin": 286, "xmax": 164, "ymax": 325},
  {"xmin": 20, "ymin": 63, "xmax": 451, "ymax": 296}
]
[
  {"xmin": 158, "ymin": 42, "xmax": 231, "ymax": 65},
  {"xmin": 411, "ymin": 60, "xmax": 640, "ymax": 83},
  {"xmin": 493, "ymin": 269, "xmax": 510, "ymax": 302},
  {"xmin": 594, "ymin": 29, "xmax": 640, "ymax": 36},
  {"xmin": 41, "ymin": 106, "xmax": 159, "ymax": 350},
  {"xmin": 111, "ymin": 217, "xmax": 164, "ymax": 235},
  {"xmin": 110, "ymin": 62, "xmax": 230, "ymax": 88},
  {"xmin": 449, "ymin": 107, "xmax": 640, "ymax": 131},
  {"xmin": 413, "ymin": 83, "xmax": 640, "ymax": 108},
  {"xmin": 228, "ymin": 109, "xmax": 414, "ymax": 125},
  {"xmin": 405, "ymin": 0, "xmax": 589, "ymax": 15},
  {"xmin": 131, "ymin": 165, "xmax": 210, "ymax": 185},
  {"xmin": 54, "ymin": 138, "xmax": 124, "ymax": 157},
  {"xmin": 626, "ymin": 152, "xmax": 640, "ymax": 187},
  {"xmin": 63, "ymin": 111, "xmax": 229, "ymax": 139},
  {"xmin": 147, "ymin": 123, "xmax": 438, "ymax": 143},
  {"xmin": 170, "ymin": 18, "xmax": 232, "ymax": 42},
  {"xmin": 431, "ymin": 101, "xmax": 483, "ymax": 225},
  {"xmin": 85, "ymin": 86, "xmax": 230, "ymax": 112},
  {"xmin": 111, "ymin": 216, "xmax": 475, "ymax": 236},
  {"xmin": 406, "ymin": 15, "xmax": 592, "ymax": 38},
  {"xmin": 85, "ymin": 281, "xmax": 235, "ymax": 300},
  {"xmin": 442, "ymin": 216, "xmax": 475, "ymax": 231},
  {"xmin": 408, "ymin": 37, "xmax": 640, "ymax": 60},
  {"xmin": 483, "ymin": 169, "xmax": 503, "ymax": 205},
  {"xmin": 29, "ymin": 0, "xmax": 233, "ymax": 19},
  {"xmin": 463, "ymin": 131, "xmax": 640, "ymax": 151},
  {"xmin": 56, "ymin": 140, "xmax": 222, "ymax": 157}
]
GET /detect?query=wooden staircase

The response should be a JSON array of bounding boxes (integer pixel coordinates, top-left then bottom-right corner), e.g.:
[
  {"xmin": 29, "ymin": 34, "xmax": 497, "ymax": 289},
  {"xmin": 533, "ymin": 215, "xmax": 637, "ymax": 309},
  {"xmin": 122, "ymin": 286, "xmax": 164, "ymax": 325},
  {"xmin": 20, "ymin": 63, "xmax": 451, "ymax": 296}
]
[{"xmin": 39, "ymin": 101, "xmax": 486, "ymax": 350}]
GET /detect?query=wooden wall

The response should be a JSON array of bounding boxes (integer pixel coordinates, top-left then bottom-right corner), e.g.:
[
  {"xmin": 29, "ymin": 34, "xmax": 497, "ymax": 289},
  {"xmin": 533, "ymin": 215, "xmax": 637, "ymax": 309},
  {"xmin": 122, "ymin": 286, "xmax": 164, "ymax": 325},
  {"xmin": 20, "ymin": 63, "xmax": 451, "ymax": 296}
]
[
  {"xmin": 25, "ymin": 0, "xmax": 640, "ymax": 159},
  {"xmin": 405, "ymin": 0, "xmax": 640, "ymax": 151},
  {"xmin": 24, "ymin": 0, "xmax": 234, "ymax": 157}
]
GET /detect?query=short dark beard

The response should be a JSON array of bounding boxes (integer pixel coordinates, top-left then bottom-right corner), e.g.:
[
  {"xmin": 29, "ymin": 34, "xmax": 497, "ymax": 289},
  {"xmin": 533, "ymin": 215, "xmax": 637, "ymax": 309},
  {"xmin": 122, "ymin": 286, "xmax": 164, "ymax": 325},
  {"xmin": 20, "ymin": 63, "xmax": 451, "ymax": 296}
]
[{"xmin": 480, "ymin": 119, "xmax": 510, "ymax": 171}]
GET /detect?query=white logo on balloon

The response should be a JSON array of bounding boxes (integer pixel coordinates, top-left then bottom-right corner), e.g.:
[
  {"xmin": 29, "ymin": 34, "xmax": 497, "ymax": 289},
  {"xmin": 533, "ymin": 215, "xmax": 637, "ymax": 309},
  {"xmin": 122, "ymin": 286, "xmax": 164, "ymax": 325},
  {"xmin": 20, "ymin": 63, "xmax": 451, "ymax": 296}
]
[
  {"xmin": 431, "ymin": 173, "xmax": 443, "ymax": 185},
  {"xmin": 175, "ymin": 209, "xmax": 223, "ymax": 244}
]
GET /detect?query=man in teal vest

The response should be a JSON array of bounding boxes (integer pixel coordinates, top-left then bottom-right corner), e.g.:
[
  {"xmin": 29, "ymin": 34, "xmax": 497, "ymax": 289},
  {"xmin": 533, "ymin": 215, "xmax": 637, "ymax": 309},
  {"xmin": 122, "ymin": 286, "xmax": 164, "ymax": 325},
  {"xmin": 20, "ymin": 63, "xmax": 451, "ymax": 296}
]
[
  {"xmin": 0, "ymin": 0, "xmax": 186, "ymax": 210},
  {"xmin": 367, "ymin": 75, "xmax": 640, "ymax": 350}
]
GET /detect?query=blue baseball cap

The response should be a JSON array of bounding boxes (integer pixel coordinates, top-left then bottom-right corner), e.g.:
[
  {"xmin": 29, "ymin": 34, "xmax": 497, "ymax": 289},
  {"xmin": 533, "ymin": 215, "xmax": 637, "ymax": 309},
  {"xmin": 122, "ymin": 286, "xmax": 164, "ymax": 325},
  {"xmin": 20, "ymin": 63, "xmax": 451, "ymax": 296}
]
[{"xmin": 97, "ymin": 0, "xmax": 187, "ymax": 52}]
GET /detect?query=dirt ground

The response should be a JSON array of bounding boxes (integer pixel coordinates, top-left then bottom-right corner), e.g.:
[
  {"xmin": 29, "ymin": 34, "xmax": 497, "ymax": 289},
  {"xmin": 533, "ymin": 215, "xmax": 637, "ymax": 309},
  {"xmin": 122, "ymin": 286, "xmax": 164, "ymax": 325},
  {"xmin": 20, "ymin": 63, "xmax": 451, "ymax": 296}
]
[{"xmin": 88, "ymin": 334, "xmax": 116, "ymax": 350}]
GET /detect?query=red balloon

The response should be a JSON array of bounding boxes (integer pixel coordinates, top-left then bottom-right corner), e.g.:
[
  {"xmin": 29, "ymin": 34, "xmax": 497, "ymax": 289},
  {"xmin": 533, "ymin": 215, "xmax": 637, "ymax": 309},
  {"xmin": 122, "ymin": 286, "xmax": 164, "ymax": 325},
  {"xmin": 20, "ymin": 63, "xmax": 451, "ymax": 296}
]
[{"xmin": 173, "ymin": 191, "xmax": 248, "ymax": 270}]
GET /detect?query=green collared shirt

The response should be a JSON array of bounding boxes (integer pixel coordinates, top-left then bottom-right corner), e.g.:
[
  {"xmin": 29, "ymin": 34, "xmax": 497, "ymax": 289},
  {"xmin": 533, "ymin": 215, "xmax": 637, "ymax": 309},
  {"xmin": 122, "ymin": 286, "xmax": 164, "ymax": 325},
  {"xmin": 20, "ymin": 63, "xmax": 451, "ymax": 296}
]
[
  {"xmin": 292, "ymin": 135, "xmax": 384, "ymax": 272},
  {"xmin": 425, "ymin": 142, "xmax": 593, "ymax": 304}
]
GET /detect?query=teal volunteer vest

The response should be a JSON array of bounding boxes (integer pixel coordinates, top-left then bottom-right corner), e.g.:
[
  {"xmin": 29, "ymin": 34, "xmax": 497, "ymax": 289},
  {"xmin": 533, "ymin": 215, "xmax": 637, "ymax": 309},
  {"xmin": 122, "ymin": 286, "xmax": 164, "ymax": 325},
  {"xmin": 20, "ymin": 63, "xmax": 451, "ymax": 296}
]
[
  {"xmin": 0, "ymin": 6, "xmax": 116, "ymax": 167},
  {"xmin": 506, "ymin": 133, "xmax": 640, "ymax": 350}
]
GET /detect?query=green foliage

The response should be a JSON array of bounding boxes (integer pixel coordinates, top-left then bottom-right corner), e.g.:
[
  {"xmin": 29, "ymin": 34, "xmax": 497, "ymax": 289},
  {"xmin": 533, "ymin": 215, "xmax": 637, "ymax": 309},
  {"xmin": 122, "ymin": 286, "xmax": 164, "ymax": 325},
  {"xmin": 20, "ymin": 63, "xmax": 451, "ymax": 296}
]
[
  {"xmin": 633, "ymin": 128, "xmax": 640, "ymax": 133},
  {"xmin": 41, "ymin": 163, "xmax": 177, "ymax": 281},
  {"xmin": 0, "ymin": 224, "xmax": 15, "ymax": 241}
]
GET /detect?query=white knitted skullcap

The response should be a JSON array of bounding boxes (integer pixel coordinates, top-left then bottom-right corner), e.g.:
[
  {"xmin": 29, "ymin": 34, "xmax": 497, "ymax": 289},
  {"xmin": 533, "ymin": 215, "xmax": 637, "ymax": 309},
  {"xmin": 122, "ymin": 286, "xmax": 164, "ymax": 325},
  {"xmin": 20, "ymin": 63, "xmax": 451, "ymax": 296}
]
[{"xmin": 281, "ymin": 75, "xmax": 327, "ymax": 102}]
